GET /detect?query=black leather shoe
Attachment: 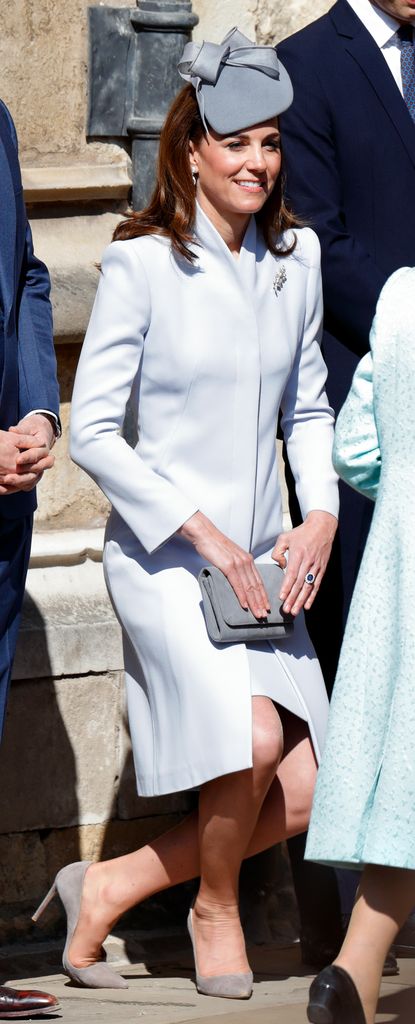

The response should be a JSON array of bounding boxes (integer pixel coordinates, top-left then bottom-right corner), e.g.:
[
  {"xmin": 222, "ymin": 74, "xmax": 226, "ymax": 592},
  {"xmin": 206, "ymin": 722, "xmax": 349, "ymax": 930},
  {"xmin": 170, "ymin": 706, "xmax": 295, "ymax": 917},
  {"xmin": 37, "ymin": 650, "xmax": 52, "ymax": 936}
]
[
  {"xmin": 0, "ymin": 985, "xmax": 60, "ymax": 1018},
  {"xmin": 307, "ymin": 965, "xmax": 365, "ymax": 1024}
]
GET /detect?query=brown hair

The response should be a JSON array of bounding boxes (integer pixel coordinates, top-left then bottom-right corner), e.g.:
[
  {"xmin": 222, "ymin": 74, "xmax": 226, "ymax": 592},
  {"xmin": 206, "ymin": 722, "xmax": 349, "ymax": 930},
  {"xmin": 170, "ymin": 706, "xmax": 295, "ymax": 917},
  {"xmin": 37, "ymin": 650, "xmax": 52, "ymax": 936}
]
[{"xmin": 113, "ymin": 84, "xmax": 300, "ymax": 261}]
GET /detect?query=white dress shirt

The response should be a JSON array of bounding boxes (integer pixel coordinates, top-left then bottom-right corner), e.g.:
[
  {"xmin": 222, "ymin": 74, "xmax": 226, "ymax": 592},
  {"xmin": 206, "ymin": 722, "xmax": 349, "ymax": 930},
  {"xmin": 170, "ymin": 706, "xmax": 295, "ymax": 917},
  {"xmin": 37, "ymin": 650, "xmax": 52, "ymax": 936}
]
[
  {"xmin": 22, "ymin": 410, "xmax": 61, "ymax": 437},
  {"xmin": 347, "ymin": 0, "xmax": 415, "ymax": 94}
]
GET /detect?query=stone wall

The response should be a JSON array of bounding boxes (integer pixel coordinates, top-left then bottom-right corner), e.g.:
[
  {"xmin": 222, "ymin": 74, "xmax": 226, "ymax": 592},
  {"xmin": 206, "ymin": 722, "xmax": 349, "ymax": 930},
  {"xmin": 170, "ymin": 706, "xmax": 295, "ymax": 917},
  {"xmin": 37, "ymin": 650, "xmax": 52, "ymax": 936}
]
[
  {"xmin": 1, "ymin": 0, "xmax": 332, "ymax": 158},
  {"xmin": 0, "ymin": 0, "xmax": 327, "ymax": 943},
  {"xmin": 1, "ymin": 0, "xmax": 131, "ymax": 164},
  {"xmin": 193, "ymin": 0, "xmax": 331, "ymax": 43}
]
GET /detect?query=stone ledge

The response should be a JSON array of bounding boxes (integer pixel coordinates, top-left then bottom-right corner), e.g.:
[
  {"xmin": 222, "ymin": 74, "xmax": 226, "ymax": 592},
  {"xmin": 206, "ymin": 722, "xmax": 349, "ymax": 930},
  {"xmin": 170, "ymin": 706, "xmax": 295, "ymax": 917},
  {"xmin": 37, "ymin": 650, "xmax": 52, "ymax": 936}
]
[
  {"xmin": 30, "ymin": 211, "xmax": 122, "ymax": 342},
  {"xmin": 12, "ymin": 558, "xmax": 122, "ymax": 680},
  {"xmin": 23, "ymin": 164, "xmax": 132, "ymax": 204},
  {"xmin": 30, "ymin": 528, "xmax": 104, "ymax": 568}
]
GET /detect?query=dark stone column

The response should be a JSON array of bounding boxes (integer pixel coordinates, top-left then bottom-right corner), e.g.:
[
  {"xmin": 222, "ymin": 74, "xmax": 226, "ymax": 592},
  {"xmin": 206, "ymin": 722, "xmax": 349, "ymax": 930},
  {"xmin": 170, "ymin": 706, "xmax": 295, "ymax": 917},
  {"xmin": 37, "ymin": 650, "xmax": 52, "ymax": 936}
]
[
  {"xmin": 88, "ymin": 1, "xmax": 198, "ymax": 209},
  {"xmin": 129, "ymin": 2, "xmax": 198, "ymax": 208}
]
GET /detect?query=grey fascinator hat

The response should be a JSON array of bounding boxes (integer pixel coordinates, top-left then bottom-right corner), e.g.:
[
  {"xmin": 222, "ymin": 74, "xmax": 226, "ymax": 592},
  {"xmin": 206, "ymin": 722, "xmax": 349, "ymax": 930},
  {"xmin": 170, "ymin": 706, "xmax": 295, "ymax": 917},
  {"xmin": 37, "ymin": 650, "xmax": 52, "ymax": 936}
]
[{"xmin": 178, "ymin": 26, "xmax": 293, "ymax": 135}]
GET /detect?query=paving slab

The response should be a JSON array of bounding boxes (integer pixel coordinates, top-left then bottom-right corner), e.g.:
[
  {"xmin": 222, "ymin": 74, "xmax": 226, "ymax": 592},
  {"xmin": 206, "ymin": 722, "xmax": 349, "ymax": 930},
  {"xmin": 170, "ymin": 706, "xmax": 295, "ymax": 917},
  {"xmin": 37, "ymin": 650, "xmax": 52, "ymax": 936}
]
[{"xmin": 1, "ymin": 935, "xmax": 415, "ymax": 1024}]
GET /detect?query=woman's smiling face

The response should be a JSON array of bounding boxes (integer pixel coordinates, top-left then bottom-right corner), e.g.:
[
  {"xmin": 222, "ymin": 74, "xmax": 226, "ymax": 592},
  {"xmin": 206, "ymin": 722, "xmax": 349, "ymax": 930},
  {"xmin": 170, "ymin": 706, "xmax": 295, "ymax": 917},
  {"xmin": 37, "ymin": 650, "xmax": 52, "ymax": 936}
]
[{"xmin": 189, "ymin": 119, "xmax": 282, "ymax": 222}]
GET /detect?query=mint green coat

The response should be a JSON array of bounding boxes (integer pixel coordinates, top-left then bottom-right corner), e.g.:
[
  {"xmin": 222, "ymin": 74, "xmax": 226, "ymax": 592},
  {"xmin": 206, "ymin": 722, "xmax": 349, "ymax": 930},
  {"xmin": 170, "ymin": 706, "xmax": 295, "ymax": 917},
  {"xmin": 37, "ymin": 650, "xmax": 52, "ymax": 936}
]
[{"xmin": 306, "ymin": 267, "xmax": 415, "ymax": 870}]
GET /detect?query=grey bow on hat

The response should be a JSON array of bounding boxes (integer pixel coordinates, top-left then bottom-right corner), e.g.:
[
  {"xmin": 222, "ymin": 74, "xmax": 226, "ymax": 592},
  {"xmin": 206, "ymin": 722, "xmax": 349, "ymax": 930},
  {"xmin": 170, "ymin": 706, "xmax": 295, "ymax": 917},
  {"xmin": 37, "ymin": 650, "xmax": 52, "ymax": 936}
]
[
  {"xmin": 178, "ymin": 26, "xmax": 292, "ymax": 134},
  {"xmin": 179, "ymin": 27, "xmax": 280, "ymax": 86}
]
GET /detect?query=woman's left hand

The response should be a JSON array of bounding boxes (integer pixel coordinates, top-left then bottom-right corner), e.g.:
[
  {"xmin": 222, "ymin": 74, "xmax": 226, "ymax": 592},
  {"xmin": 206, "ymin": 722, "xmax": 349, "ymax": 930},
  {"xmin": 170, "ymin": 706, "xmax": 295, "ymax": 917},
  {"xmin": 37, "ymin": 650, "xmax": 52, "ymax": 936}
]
[{"xmin": 272, "ymin": 511, "xmax": 338, "ymax": 616}]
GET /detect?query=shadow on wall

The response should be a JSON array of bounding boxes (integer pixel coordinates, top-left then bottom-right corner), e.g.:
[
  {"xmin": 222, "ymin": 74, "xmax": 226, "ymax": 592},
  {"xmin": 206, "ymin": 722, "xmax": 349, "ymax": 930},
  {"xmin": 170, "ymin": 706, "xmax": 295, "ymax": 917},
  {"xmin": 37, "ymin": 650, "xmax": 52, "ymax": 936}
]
[{"xmin": 0, "ymin": 593, "xmax": 80, "ymax": 946}]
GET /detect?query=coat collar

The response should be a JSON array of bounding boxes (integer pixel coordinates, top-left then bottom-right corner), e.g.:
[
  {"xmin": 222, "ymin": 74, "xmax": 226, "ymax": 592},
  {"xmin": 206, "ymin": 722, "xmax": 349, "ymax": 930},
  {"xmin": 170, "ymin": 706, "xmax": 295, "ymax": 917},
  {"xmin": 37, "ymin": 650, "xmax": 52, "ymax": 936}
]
[
  {"xmin": 330, "ymin": 0, "xmax": 415, "ymax": 171},
  {"xmin": 193, "ymin": 199, "xmax": 255, "ymax": 262},
  {"xmin": 194, "ymin": 201, "xmax": 257, "ymax": 286}
]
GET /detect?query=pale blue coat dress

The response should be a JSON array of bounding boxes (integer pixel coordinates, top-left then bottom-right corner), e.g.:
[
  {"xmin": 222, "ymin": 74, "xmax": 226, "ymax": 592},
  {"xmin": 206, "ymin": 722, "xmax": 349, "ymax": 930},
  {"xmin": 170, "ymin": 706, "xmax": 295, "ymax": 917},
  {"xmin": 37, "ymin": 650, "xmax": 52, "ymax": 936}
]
[
  {"xmin": 306, "ymin": 268, "xmax": 415, "ymax": 870},
  {"xmin": 71, "ymin": 207, "xmax": 338, "ymax": 797}
]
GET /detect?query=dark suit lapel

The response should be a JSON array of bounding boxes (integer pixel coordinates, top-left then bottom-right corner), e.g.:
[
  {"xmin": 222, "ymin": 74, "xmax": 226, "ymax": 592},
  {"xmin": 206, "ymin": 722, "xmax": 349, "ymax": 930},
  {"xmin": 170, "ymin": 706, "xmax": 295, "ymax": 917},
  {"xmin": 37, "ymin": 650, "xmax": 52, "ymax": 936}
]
[
  {"xmin": 0, "ymin": 124, "xmax": 18, "ymax": 422},
  {"xmin": 0, "ymin": 141, "xmax": 17, "ymax": 321},
  {"xmin": 330, "ymin": 0, "xmax": 415, "ymax": 171}
]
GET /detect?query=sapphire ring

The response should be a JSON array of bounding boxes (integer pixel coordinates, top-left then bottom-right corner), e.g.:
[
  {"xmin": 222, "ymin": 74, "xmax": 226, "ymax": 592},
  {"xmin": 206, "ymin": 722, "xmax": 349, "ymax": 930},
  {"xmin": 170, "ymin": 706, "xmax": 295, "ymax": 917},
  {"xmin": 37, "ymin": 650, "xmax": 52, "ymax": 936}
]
[{"xmin": 304, "ymin": 572, "xmax": 316, "ymax": 585}]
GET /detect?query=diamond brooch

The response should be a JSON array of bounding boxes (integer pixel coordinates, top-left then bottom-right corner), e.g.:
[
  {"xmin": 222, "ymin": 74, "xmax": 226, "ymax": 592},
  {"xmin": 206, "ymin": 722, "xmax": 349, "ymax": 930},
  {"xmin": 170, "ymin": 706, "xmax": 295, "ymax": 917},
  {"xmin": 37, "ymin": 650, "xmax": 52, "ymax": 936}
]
[{"xmin": 273, "ymin": 265, "xmax": 287, "ymax": 296}]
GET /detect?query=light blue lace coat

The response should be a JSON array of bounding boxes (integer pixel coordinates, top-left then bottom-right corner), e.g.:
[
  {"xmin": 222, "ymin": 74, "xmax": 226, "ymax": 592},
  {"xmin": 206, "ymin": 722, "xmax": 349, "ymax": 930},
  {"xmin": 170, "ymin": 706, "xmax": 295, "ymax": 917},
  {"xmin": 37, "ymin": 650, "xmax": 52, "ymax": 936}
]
[{"xmin": 306, "ymin": 267, "xmax": 415, "ymax": 870}]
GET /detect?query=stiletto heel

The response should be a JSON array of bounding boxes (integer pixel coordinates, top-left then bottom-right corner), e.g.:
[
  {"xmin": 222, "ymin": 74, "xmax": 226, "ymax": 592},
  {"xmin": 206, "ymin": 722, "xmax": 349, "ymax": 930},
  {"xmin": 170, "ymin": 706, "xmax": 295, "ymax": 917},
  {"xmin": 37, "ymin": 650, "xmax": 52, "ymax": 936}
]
[
  {"xmin": 32, "ymin": 861, "xmax": 128, "ymax": 990},
  {"xmin": 307, "ymin": 965, "xmax": 366, "ymax": 1024},
  {"xmin": 187, "ymin": 907, "xmax": 253, "ymax": 999},
  {"xmin": 32, "ymin": 882, "xmax": 57, "ymax": 923}
]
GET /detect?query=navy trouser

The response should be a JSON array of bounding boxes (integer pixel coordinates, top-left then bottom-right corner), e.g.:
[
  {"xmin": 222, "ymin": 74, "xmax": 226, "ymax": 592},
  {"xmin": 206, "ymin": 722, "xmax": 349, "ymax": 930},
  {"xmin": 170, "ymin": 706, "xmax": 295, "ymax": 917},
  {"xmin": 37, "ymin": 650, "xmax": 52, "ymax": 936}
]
[{"xmin": 0, "ymin": 514, "xmax": 32, "ymax": 740}]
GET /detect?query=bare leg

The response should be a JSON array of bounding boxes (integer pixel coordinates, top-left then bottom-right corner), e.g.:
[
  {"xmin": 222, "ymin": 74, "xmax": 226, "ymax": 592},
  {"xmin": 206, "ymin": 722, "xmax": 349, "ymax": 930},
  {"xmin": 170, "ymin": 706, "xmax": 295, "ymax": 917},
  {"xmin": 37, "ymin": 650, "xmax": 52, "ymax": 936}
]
[
  {"xmin": 335, "ymin": 864, "xmax": 415, "ymax": 1024},
  {"xmin": 190, "ymin": 696, "xmax": 283, "ymax": 976},
  {"xmin": 69, "ymin": 708, "xmax": 316, "ymax": 969}
]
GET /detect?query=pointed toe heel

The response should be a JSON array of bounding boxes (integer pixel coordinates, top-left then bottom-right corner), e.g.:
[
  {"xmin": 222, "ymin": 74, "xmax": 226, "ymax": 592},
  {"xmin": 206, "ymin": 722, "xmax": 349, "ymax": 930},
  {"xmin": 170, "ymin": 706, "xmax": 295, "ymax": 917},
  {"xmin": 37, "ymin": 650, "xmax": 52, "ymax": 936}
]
[
  {"xmin": 196, "ymin": 971, "xmax": 253, "ymax": 999},
  {"xmin": 187, "ymin": 907, "xmax": 253, "ymax": 1000},
  {"xmin": 307, "ymin": 965, "xmax": 366, "ymax": 1024},
  {"xmin": 61, "ymin": 951, "xmax": 129, "ymax": 990},
  {"xmin": 33, "ymin": 861, "xmax": 128, "ymax": 990}
]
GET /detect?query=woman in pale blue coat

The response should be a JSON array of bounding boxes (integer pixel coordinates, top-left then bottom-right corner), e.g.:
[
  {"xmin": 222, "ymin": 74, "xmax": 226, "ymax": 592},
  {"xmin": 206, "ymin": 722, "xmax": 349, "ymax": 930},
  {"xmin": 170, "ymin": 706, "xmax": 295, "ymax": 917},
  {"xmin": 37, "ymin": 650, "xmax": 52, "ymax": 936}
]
[
  {"xmin": 306, "ymin": 267, "xmax": 415, "ymax": 1024},
  {"xmin": 33, "ymin": 29, "xmax": 339, "ymax": 1001}
]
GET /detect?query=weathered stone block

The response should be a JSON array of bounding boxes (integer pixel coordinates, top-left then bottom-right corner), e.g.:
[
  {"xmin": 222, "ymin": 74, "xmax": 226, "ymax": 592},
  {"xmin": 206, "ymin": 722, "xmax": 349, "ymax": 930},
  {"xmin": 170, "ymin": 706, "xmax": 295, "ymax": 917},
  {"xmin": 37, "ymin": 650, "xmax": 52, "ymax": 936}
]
[
  {"xmin": 12, "ymin": 560, "xmax": 123, "ymax": 680},
  {"xmin": 30, "ymin": 211, "xmax": 124, "ymax": 344},
  {"xmin": 0, "ymin": 816, "xmax": 188, "ymax": 944},
  {"xmin": 31, "ymin": 339, "xmax": 111, "ymax": 532},
  {"xmin": 0, "ymin": 673, "xmax": 123, "ymax": 834},
  {"xmin": 255, "ymin": 0, "xmax": 332, "ymax": 43},
  {"xmin": 192, "ymin": 0, "xmax": 332, "ymax": 45},
  {"xmin": 0, "ymin": 0, "xmax": 132, "ymax": 165},
  {"xmin": 0, "ymin": 832, "xmax": 47, "ymax": 906}
]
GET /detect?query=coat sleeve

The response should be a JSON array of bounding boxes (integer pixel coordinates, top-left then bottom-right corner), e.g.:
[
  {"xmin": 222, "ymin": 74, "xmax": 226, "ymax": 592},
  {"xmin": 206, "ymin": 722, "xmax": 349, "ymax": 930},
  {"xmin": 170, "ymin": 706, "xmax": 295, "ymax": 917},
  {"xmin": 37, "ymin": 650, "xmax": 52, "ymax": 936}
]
[
  {"xmin": 332, "ymin": 352, "xmax": 380, "ymax": 502},
  {"xmin": 17, "ymin": 221, "xmax": 60, "ymax": 419},
  {"xmin": 70, "ymin": 241, "xmax": 199, "ymax": 554},
  {"xmin": 0, "ymin": 100, "xmax": 59, "ymax": 419},
  {"xmin": 280, "ymin": 229, "xmax": 339, "ymax": 520},
  {"xmin": 278, "ymin": 42, "xmax": 387, "ymax": 356}
]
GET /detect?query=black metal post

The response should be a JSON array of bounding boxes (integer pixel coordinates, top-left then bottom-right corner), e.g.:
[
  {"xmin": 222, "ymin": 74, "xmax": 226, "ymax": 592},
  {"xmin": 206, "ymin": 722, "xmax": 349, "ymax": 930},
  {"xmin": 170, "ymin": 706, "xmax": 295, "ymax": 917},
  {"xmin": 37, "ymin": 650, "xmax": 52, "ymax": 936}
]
[
  {"xmin": 128, "ymin": 2, "xmax": 198, "ymax": 208},
  {"xmin": 88, "ymin": 1, "xmax": 198, "ymax": 209}
]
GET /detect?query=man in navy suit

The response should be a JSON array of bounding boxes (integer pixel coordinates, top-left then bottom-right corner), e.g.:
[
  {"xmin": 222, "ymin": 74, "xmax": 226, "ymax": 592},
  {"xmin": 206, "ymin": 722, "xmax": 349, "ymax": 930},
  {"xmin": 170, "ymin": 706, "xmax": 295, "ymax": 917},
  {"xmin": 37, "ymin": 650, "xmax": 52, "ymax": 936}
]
[
  {"xmin": 0, "ymin": 99, "xmax": 60, "ymax": 1017},
  {"xmin": 278, "ymin": 0, "xmax": 415, "ymax": 967},
  {"xmin": 279, "ymin": 0, "xmax": 415, "ymax": 682}
]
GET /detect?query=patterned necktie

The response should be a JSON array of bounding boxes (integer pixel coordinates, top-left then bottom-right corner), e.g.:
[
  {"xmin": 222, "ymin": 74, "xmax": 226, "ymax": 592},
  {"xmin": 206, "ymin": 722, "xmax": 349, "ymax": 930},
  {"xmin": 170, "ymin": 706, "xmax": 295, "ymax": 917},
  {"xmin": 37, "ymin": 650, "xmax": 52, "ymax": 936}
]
[{"xmin": 398, "ymin": 24, "xmax": 415, "ymax": 123}]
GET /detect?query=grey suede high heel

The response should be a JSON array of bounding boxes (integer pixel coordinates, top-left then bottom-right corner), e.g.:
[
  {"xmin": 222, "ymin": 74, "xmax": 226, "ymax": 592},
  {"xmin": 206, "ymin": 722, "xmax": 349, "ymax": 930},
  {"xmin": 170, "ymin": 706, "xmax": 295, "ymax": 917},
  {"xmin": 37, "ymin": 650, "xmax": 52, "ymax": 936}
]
[
  {"xmin": 32, "ymin": 861, "xmax": 128, "ymax": 989},
  {"xmin": 187, "ymin": 907, "xmax": 253, "ymax": 999}
]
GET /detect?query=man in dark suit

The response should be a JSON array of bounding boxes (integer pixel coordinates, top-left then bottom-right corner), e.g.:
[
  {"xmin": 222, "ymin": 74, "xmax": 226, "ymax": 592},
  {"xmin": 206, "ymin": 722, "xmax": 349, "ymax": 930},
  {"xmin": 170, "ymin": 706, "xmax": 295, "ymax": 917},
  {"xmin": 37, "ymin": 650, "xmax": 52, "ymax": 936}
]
[
  {"xmin": 0, "ymin": 99, "xmax": 61, "ymax": 1017},
  {"xmin": 278, "ymin": 0, "xmax": 415, "ymax": 966}
]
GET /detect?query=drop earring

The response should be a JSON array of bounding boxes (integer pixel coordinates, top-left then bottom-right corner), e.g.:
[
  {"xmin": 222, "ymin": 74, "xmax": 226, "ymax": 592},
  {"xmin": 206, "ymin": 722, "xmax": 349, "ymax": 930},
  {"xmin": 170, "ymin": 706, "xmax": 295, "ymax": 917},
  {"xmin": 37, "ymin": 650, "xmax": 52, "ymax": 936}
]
[{"xmin": 191, "ymin": 167, "xmax": 198, "ymax": 186}]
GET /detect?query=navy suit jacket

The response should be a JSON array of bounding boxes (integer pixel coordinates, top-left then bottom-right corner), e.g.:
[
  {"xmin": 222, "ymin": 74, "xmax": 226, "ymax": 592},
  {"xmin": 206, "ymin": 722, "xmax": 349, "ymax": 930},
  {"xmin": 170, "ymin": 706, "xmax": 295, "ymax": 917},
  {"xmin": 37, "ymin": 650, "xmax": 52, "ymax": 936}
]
[
  {"xmin": 278, "ymin": 1, "xmax": 415, "ymax": 628},
  {"xmin": 279, "ymin": 0, "xmax": 415, "ymax": 414},
  {"xmin": 0, "ymin": 100, "xmax": 59, "ymax": 519}
]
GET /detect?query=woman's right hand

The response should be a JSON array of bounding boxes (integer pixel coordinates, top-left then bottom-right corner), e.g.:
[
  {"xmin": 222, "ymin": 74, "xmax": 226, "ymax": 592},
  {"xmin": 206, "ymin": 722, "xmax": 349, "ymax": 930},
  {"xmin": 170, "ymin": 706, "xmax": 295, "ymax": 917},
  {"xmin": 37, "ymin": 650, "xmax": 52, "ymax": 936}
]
[{"xmin": 178, "ymin": 511, "xmax": 270, "ymax": 619}]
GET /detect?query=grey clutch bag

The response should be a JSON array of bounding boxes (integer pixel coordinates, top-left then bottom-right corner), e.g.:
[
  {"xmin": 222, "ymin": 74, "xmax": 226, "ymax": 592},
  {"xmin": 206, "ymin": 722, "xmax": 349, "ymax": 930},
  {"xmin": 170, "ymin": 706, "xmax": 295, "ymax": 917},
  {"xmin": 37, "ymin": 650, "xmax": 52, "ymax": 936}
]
[{"xmin": 198, "ymin": 563, "xmax": 294, "ymax": 644}]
